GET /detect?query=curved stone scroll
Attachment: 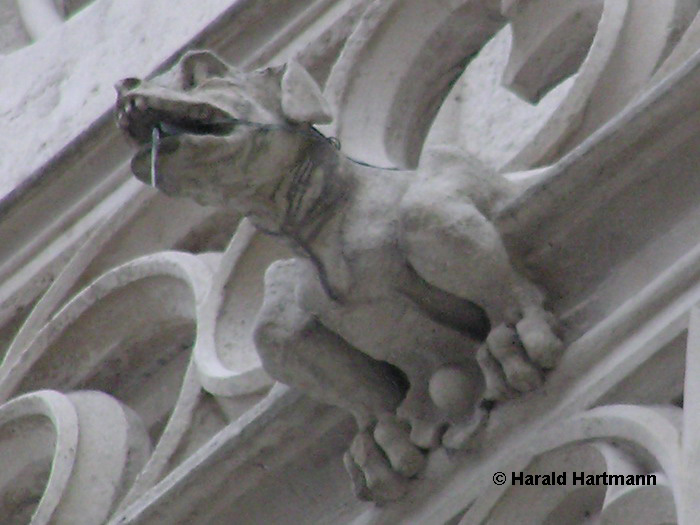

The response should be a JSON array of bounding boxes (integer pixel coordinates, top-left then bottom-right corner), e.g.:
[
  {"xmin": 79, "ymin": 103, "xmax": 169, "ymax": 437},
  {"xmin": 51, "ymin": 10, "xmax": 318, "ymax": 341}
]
[
  {"xmin": 501, "ymin": 0, "xmax": 604, "ymax": 103},
  {"xmin": 502, "ymin": 0, "xmax": 698, "ymax": 169},
  {"xmin": 0, "ymin": 211, "xmax": 290, "ymax": 518},
  {"xmin": 325, "ymin": 0, "xmax": 505, "ymax": 168},
  {"xmin": 460, "ymin": 404, "xmax": 681, "ymax": 524},
  {"xmin": 194, "ymin": 218, "xmax": 287, "ymax": 396},
  {"xmin": 482, "ymin": 442, "xmax": 674, "ymax": 524},
  {"xmin": 601, "ymin": 478, "xmax": 676, "ymax": 525},
  {"xmin": 0, "ymin": 181, "xmax": 150, "ymax": 402},
  {"xmin": 324, "ymin": 0, "xmax": 698, "ymax": 172},
  {"xmin": 0, "ymin": 251, "xmax": 211, "ymax": 405},
  {"xmin": 0, "ymin": 250, "xmax": 214, "ymax": 509},
  {"xmin": 0, "ymin": 389, "xmax": 150, "ymax": 525},
  {"xmin": 487, "ymin": 443, "xmax": 671, "ymax": 524}
]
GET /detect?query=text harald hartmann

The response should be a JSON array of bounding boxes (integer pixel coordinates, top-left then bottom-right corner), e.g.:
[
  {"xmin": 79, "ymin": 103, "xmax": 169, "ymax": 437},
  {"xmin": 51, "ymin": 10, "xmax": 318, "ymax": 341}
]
[{"xmin": 512, "ymin": 471, "xmax": 656, "ymax": 486}]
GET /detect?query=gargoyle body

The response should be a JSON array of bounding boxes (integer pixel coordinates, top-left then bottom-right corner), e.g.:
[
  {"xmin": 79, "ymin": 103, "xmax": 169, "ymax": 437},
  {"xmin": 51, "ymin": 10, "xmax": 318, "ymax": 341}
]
[{"xmin": 116, "ymin": 51, "xmax": 562, "ymax": 502}]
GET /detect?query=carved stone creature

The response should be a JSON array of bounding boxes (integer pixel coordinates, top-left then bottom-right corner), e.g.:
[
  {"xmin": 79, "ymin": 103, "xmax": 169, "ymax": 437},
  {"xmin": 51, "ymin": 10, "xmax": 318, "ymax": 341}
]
[{"xmin": 115, "ymin": 51, "xmax": 562, "ymax": 503}]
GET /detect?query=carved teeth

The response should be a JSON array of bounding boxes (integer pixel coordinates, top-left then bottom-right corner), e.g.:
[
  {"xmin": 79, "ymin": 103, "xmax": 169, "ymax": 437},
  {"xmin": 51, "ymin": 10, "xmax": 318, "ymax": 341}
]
[{"xmin": 117, "ymin": 111, "xmax": 129, "ymax": 128}]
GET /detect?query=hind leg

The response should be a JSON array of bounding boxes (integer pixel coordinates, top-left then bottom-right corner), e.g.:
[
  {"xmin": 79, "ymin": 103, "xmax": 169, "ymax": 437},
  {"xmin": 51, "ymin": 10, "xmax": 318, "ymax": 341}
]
[
  {"xmin": 254, "ymin": 259, "xmax": 424, "ymax": 502},
  {"xmin": 254, "ymin": 259, "xmax": 402, "ymax": 424},
  {"xmin": 400, "ymin": 183, "xmax": 562, "ymax": 398}
]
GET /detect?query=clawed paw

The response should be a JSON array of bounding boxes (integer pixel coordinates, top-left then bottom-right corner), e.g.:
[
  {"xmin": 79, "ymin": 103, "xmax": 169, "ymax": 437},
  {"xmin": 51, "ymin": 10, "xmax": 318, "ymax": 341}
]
[
  {"xmin": 516, "ymin": 311, "xmax": 562, "ymax": 369},
  {"xmin": 343, "ymin": 416, "xmax": 425, "ymax": 504},
  {"xmin": 479, "ymin": 309, "xmax": 562, "ymax": 400}
]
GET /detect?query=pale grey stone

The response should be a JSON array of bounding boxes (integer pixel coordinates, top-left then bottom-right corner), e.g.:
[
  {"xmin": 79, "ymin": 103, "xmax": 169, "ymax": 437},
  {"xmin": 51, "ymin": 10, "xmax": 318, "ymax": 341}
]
[{"xmin": 115, "ymin": 51, "xmax": 562, "ymax": 502}]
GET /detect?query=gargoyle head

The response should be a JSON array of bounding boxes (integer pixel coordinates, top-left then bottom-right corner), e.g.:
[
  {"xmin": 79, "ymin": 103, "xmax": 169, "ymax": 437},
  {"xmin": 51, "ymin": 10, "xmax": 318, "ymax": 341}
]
[{"xmin": 115, "ymin": 50, "xmax": 333, "ymax": 209}]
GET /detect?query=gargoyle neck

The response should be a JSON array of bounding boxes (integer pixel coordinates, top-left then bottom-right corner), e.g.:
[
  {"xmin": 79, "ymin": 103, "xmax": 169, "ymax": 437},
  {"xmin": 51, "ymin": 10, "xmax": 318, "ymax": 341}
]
[
  {"xmin": 254, "ymin": 138, "xmax": 351, "ymax": 242},
  {"xmin": 248, "ymin": 138, "xmax": 353, "ymax": 302}
]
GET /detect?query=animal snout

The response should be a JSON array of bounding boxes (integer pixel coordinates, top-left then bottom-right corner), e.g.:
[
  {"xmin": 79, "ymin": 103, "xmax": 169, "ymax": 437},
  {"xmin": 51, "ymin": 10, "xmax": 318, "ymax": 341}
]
[{"xmin": 115, "ymin": 77, "xmax": 142, "ymax": 96}]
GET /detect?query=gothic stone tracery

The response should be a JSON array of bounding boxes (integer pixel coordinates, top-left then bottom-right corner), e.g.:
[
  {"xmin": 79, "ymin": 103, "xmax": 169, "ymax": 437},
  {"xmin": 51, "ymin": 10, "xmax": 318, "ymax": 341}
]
[{"xmin": 2, "ymin": 0, "xmax": 700, "ymax": 522}]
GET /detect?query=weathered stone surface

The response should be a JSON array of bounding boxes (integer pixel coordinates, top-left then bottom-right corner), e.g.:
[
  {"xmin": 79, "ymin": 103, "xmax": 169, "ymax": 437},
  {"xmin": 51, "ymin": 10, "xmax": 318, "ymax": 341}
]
[
  {"xmin": 0, "ymin": 0, "xmax": 239, "ymax": 199},
  {"xmin": 4, "ymin": 0, "xmax": 700, "ymax": 521},
  {"xmin": 115, "ymin": 50, "xmax": 563, "ymax": 501}
]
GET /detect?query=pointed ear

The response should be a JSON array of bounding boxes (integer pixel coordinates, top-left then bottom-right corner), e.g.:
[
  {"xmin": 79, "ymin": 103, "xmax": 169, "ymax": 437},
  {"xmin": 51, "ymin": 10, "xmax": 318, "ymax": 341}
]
[
  {"xmin": 280, "ymin": 60, "xmax": 332, "ymax": 124},
  {"xmin": 181, "ymin": 50, "xmax": 230, "ymax": 89}
]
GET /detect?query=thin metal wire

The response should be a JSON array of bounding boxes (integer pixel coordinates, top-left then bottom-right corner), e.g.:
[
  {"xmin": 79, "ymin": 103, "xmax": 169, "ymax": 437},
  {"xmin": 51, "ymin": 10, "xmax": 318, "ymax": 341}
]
[
  {"xmin": 154, "ymin": 117, "xmax": 400, "ymax": 170},
  {"xmin": 151, "ymin": 126, "xmax": 160, "ymax": 187}
]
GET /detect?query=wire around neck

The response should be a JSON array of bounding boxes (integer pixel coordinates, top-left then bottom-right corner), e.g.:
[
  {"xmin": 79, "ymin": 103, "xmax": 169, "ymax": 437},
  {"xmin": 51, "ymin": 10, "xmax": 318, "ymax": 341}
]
[{"xmin": 186, "ymin": 116, "xmax": 402, "ymax": 171}]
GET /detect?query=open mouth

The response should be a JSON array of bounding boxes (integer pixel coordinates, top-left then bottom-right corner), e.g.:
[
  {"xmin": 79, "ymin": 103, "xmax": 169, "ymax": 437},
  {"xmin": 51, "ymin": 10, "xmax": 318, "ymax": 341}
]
[
  {"xmin": 117, "ymin": 94, "xmax": 238, "ymax": 186},
  {"xmin": 116, "ymin": 94, "xmax": 237, "ymax": 145}
]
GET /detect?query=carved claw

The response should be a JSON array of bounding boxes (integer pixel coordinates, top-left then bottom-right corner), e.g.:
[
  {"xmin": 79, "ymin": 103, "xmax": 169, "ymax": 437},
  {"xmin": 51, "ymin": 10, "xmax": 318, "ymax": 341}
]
[
  {"xmin": 342, "ymin": 414, "xmax": 431, "ymax": 503},
  {"xmin": 374, "ymin": 416, "xmax": 426, "ymax": 477},
  {"xmin": 396, "ymin": 387, "xmax": 446, "ymax": 449},
  {"xmin": 343, "ymin": 450, "xmax": 372, "ymax": 501},
  {"xmin": 345, "ymin": 429, "xmax": 409, "ymax": 504},
  {"xmin": 486, "ymin": 324, "xmax": 543, "ymax": 393},
  {"xmin": 477, "ymin": 344, "xmax": 516, "ymax": 401},
  {"xmin": 516, "ymin": 311, "xmax": 563, "ymax": 369}
]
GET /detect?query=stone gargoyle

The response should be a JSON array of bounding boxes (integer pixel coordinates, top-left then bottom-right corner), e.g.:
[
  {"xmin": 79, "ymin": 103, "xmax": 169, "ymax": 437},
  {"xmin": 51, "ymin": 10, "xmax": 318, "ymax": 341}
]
[{"xmin": 115, "ymin": 50, "xmax": 562, "ymax": 503}]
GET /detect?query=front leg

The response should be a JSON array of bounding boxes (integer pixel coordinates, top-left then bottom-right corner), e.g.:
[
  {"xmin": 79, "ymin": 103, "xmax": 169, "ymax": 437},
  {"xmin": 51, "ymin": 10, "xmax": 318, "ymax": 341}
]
[{"xmin": 254, "ymin": 259, "xmax": 424, "ymax": 502}]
